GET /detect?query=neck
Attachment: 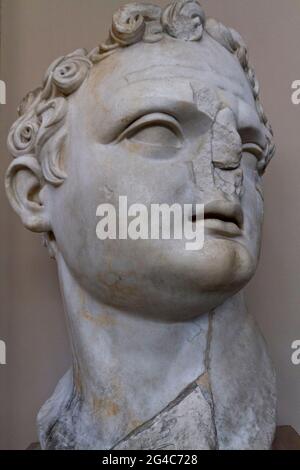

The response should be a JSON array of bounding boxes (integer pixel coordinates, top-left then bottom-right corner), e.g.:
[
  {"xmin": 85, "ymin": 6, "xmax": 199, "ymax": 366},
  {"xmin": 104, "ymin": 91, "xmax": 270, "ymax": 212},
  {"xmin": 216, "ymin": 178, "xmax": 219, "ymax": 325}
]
[{"xmin": 37, "ymin": 254, "xmax": 276, "ymax": 450}]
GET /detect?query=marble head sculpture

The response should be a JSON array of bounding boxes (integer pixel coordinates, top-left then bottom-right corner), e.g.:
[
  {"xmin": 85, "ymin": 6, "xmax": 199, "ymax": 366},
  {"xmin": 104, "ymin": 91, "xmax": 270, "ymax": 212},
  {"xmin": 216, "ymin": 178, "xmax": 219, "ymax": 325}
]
[{"xmin": 5, "ymin": 0, "xmax": 276, "ymax": 450}]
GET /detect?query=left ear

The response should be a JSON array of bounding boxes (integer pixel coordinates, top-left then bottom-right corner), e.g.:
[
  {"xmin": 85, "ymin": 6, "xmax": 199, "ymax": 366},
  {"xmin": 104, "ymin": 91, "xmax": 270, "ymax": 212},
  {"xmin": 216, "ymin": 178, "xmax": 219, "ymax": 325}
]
[{"xmin": 5, "ymin": 156, "xmax": 51, "ymax": 233}]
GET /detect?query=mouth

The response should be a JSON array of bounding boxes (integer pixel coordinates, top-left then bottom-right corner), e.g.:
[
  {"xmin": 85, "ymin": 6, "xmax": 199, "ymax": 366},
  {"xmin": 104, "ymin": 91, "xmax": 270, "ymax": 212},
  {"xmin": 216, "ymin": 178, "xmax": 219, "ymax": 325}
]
[{"xmin": 191, "ymin": 200, "xmax": 244, "ymax": 237}]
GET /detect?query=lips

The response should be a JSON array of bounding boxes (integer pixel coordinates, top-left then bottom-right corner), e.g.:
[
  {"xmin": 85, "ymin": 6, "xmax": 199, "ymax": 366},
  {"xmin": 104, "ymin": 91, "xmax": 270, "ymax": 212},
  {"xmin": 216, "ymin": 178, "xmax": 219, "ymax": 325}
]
[{"xmin": 191, "ymin": 200, "xmax": 244, "ymax": 237}]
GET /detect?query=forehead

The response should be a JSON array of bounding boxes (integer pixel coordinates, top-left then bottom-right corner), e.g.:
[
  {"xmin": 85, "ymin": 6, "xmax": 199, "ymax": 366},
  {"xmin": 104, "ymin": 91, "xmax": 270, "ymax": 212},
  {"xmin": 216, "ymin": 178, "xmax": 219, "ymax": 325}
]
[{"xmin": 73, "ymin": 34, "xmax": 262, "ymax": 141}]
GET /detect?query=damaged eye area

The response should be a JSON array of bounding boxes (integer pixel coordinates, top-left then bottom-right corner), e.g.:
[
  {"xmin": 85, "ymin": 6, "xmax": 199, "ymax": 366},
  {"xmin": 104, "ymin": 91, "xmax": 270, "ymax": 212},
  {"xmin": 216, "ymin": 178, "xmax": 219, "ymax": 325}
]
[{"xmin": 115, "ymin": 113, "xmax": 184, "ymax": 149}]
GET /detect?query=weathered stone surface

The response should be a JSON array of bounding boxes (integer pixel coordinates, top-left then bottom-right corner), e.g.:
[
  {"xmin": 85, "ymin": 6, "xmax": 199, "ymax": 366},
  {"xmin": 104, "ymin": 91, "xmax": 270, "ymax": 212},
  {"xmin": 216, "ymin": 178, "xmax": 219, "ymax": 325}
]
[
  {"xmin": 114, "ymin": 378, "xmax": 216, "ymax": 450},
  {"xmin": 5, "ymin": 0, "xmax": 276, "ymax": 450},
  {"xmin": 210, "ymin": 294, "xmax": 277, "ymax": 450}
]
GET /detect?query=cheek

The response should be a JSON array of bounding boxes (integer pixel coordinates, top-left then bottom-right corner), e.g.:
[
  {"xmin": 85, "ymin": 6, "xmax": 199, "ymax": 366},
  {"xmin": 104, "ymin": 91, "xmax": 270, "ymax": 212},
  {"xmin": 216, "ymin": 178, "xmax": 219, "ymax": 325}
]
[
  {"xmin": 48, "ymin": 146, "xmax": 107, "ymax": 280},
  {"xmin": 93, "ymin": 144, "xmax": 193, "ymax": 207},
  {"xmin": 48, "ymin": 143, "xmax": 194, "ymax": 285}
]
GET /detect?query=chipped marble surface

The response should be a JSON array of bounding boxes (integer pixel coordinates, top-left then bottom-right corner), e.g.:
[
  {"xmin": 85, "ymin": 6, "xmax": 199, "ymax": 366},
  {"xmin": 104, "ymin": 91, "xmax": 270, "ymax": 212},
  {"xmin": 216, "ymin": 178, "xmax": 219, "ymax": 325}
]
[{"xmin": 114, "ymin": 376, "xmax": 216, "ymax": 450}]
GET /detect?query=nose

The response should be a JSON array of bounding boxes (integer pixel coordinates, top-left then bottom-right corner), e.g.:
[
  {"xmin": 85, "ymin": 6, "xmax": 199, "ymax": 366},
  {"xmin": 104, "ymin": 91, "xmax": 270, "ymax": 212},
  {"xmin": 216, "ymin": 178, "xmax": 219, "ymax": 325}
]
[{"xmin": 191, "ymin": 106, "xmax": 243, "ymax": 201}]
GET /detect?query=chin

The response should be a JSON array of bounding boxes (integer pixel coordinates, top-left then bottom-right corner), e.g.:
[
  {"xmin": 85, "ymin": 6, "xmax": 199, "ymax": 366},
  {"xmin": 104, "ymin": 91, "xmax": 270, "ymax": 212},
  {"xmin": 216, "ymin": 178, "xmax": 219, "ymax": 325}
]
[
  {"xmin": 167, "ymin": 237, "xmax": 256, "ymax": 287},
  {"xmin": 114, "ymin": 238, "xmax": 256, "ymax": 322},
  {"xmin": 70, "ymin": 237, "xmax": 256, "ymax": 322},
  {"xmin": 166, "ymin": 239, "xmax": 256, "ymax": 316},
  {"xmin": 198, "ymin": 239, "xmax": 255, "ymax": 289}
]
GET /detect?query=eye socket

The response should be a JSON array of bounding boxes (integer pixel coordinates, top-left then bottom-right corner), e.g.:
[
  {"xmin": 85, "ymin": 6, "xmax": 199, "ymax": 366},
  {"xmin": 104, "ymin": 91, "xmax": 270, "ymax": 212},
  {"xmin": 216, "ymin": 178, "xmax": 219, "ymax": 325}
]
[{"xmin": 115, "ymin": 113, "xmax": 183, "ymax": 149}]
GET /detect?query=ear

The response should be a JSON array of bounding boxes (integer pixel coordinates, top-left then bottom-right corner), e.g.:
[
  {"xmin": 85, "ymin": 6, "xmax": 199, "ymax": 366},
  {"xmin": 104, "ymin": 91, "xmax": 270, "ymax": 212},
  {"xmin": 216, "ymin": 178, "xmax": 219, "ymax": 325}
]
[{"xmin": 5, "ymin": 156, "xmax": 51, "ymax": 232}]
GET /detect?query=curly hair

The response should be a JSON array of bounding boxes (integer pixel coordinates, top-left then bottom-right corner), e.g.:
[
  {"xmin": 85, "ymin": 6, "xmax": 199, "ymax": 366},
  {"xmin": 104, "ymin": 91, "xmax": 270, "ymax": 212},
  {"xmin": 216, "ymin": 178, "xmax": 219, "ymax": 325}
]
[{"xmin": 7, "ymin": 0, "xmax": 275, "ymax": 186}]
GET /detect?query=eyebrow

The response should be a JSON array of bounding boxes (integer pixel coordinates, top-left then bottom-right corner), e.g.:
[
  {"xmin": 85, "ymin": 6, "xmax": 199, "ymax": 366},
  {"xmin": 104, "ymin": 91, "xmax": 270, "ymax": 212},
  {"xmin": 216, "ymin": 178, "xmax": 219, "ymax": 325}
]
[
  {"xmin": 102, "ymin": 99, "xmax": 200, "ymax": 143},
  {"xmin": 106, "ymin": 78, "xmax": 213, "ymax": 129}
]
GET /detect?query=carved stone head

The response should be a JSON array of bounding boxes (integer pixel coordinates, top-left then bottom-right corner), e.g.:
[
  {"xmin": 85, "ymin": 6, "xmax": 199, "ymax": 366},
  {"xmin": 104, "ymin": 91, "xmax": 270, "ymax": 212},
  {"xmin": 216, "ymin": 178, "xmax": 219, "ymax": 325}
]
[
  {"xmin": 5, "ymin": 0, "xmax": 276, "ymax": 450},
  {"xmin": 5, "ymin": 0, "xmax": 274, "ymax": 322}
]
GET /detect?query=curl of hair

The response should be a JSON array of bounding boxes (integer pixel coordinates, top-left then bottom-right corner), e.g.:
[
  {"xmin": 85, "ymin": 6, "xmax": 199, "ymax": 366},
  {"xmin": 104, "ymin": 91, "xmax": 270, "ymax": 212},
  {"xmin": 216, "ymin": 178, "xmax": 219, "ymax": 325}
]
[
  {"xmin": 7, "ymin": 0, "xmax": 274, "ymax": 189},
  {"xmin": 7, "ymin": 49, "xmax": 91, "ymax": 186},
  {"xmin": 162, "ymin": 0, "xmax": 205, "ymax": 41}
]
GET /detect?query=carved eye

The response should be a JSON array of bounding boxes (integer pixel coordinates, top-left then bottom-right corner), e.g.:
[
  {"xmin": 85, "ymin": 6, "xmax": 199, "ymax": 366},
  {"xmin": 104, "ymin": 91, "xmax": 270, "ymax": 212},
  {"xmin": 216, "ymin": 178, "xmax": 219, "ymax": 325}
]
[
  {"xmin": 116, "ymin": 113, "xmax": 183, "ymax": 149},
  {"xmin": 129, "ymin": 124, "xmax": 182, "ymax": 148}
]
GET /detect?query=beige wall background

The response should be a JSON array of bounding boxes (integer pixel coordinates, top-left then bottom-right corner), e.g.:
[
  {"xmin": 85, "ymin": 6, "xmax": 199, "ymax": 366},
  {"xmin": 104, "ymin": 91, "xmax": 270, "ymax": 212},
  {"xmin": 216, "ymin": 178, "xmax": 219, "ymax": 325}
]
[{"xmin": 0, "ymin": 0, "xmax": 299, "ymax": 450}]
